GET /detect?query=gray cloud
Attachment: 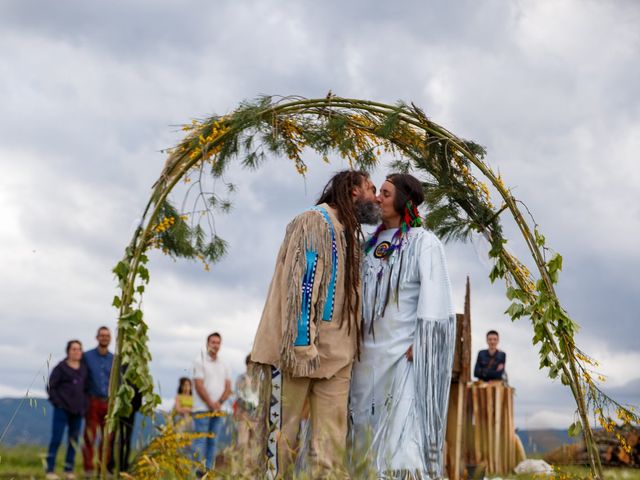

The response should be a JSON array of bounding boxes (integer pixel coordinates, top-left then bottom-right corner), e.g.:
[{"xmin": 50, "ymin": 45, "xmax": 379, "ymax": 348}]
[{"xmin": 1, "ymin": 0, "xmax": 638, "ymax": 428}]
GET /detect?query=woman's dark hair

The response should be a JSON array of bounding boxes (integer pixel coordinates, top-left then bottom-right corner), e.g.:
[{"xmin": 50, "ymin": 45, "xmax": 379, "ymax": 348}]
[
  {"xmin": 66, "ymin": 340, "xmax": 82, "ymax": 355},
  {"xmin": 386, "ymin": 173, "xmax": 425, "ymax": 214},
  {"xmin": 177, "ymin": 377, "xmax": 192, "ymax": 394},
  {"xmin": 316, "ymin": 170, "xmax": 369, "ymax": 335}
]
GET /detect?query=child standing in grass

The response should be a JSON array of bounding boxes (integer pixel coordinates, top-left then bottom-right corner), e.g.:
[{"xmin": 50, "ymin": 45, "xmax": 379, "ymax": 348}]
[
  {"xmin": 174, "ymin": 377, "xmax": 193, "ymax": 430},
  {"xmin": 46, "ymin": 340, "xmax": 88, "ymax": 480}
]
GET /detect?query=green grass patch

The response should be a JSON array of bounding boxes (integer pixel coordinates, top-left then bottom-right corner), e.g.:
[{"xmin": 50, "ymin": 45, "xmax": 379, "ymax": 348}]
[
  {"xmin": 0, "ymin": 444, "xmax": 84, "ymax": 479},
  {"xmin": 2, "ymin": 444, "xmax": 640, "ymax": 479},
  {"xmin": 0, "ymin": 444, "xmax": 46, "ymax": 475}
]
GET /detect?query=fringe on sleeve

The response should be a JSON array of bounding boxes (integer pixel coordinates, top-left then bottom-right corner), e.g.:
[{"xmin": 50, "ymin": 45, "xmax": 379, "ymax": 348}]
[
  {"xmin": 279, "ymin": 209, "xmax": 334, "ymax": 376},
  {"xmin": 414, "ymin": 234, "xmax": 456, "ymax": 478}
]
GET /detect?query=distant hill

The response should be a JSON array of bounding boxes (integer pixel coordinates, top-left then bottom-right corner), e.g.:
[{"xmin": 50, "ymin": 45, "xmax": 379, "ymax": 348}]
[
  {"xmin": 0, "ymin": 397, "xmax": 232, "ymax": 449},
  {"xmin": 0, "ymin": 397, "xmax": 51, "ymax": 446},
  {"xmin": 1, "ymin": 397, "xmax": 574, "ymax": 454},
  {"xmin": 516, "ymin": 428, "xmax": 579, "ymax": 455}
]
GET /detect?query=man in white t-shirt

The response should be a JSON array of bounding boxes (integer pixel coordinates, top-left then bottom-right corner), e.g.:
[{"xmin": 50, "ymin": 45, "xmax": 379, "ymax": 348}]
[{"xmin": 192, "ymin": 332, "xmax": 232, "ymax": 472}]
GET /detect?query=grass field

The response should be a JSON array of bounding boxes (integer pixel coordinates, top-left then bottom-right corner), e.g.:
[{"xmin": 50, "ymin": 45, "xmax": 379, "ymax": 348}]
[
  {"xmin": 1, "ymin": 444, "xmax": 639, "ymax": 479},
  {"xmin": 0, "ymin": 444, "xmax": 84, "ymax": 479}
]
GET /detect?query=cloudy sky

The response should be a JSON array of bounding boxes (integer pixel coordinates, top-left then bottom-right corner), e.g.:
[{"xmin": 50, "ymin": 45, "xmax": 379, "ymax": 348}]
[{"xmin": 1, "ymin": 0, "xmax": 638, "ymax": 430}]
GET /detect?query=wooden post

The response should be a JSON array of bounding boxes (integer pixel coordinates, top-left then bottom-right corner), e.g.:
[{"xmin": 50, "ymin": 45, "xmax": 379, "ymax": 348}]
[
  {"xmin": 465, "ymin": 384, "xmax": 475, "ymax": 467},
  {"xmin": 445, "ymin": 277, "xmax": 473, "ymax": 480},
  {"xmin": 501, "ymin": 388, "xmax": 509, "ymax": 474},
  {"xmin": 446, "ymin": 382, "xmax": 465, "ymax": 480},
  {"xmin": 480, "ymin": 384, "xmax": 487, "ymax": 472},
  {"xmin": 446, "ymin": 385, "xmax": 456, "ymax": 480},
  {"xmin": 494, "ymin": 384, "xmax": 503, "ymax": 473},
  {"xmin": 460, "ymin": 277, "xmax": 472, "ymax": 384},
  {"xmin": 508, "ymin": 388, "xmax": 516, "ymax": 470},
  {"xmin": 454, "ymin": 382, "xmax": 464, "ymax": 479},
  {"xmin": 487, "ymin": 385, "xmax": 494, "ymax": 473},
  {"xmin": 472, "ymin": 384, "xmax": 481, "ymax": 465}
]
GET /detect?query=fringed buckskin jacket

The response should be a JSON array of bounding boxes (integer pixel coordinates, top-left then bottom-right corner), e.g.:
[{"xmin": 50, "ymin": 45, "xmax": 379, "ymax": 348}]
[{"xmin": 251, "ymin": 203, "xmax": 359, "ymax": 379}]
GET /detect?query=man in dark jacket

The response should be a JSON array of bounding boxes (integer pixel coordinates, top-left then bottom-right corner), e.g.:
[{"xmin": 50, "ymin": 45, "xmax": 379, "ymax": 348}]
[{"xmin": 474, "ymin": 330, "xmax": 506, "ymax": 381}]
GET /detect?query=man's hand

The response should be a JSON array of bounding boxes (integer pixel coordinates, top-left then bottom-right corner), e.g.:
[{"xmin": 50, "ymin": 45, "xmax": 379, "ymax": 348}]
[
  {"xmin": 208, "ymin": 400, "xmax": 221, "ymax": 412},
  {"xmin": 497, "ymin": 363, "xmax": 504, "ymax": 371},
  {"xmin": 406, "ymin": 345, "xmax": 413, "ymax": 362}
]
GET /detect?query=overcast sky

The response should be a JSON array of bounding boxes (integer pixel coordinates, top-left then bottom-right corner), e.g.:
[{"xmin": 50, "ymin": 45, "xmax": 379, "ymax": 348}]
[{"xmin": 1, "ymin": 0, "xmax": 638, "ymax": 429}]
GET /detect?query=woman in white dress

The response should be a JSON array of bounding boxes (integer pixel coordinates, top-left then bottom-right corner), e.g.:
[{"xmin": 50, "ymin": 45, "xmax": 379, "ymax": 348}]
[{"xmin": 350, "ymin": 174, "xmax": 456, "ymax": 479}]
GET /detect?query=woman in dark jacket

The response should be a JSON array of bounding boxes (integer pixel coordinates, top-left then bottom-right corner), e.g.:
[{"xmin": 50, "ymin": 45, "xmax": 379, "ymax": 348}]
[{"xmin": 46, "ymin": 340, "xmax": 88, "ymax": 479}]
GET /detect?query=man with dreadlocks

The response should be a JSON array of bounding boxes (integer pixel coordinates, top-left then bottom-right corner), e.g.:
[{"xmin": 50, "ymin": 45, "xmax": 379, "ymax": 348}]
[
  {"xmin": 250, "ymin": 170, "xmax": 379, "ymax": 477},
  {"xmin": 350, "ymin": 173, "xmax": 456, "ymax": 479}
]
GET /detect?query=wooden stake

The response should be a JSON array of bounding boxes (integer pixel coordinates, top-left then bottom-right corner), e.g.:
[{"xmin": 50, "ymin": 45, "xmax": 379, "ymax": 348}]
[
  {"xmin": 472, "ymin": 384, "xmax": 481, "ymax": 465},
  {"xmin": 487, "ymin": 384, "xmax": 494, "ymax": 473},
  {"xmin": 446, "ymin": 383, "xmax": 458, "ymax": 480},
  {"xmin": 454, "ymin": 381, "xmax": 464, "ymax": 480},
  {"xmin": 494, "ymin": 384, "xmax": 503, "ymax": 474},
  {"xmin": 508, "ymin": 387, "xmax": 516, "ymax": 471}
]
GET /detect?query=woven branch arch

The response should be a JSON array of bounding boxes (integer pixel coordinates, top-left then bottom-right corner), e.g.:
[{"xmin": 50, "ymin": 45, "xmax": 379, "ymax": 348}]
[{"xmin": 107, "ymin": 95, "xmax": 634, "ymax": 478}]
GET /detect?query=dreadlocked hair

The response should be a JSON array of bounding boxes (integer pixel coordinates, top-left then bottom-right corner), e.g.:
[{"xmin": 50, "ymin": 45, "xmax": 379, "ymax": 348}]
[{"xmin": 316, "ymin": 170, "xmax": 368, "ymax": 340}]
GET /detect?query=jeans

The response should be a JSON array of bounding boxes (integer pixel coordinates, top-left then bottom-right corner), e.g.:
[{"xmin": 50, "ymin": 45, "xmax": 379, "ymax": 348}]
[
  {"xmin": 192, "ymin": 412, "xmax": 223, "ymax": 470},
  {"xmin": 46, "ymin": 406, "xmax": 83, "ymax": 473}
]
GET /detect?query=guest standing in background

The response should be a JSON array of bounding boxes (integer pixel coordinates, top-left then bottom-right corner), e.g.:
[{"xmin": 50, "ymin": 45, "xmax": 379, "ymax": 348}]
[
  {"xmin": 46, "ymin": 340, "xmax": 88, "ymax": 480},
  {"xmin": 474, "ymin": 330, "xmax": 507, "ymax": 382},
  {"xmin": 174, "ymin": 376, "xmax": 194, "ymax": 428},
  {"xmin": 82, "ymin": 326, "xmax": 113, "ymax": 474},
  {"xmin": 192, "ymin": 332, "xmax": 232, "ymax": 474},
  {"xmin": 234, "ymin": 355, "xmax": 260, "ymax": 471}
]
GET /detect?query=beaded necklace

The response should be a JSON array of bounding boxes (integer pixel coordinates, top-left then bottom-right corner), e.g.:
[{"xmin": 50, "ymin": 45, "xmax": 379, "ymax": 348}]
[{"xmin": 364, "ymin": 200, "xmax": 423, "ymax": 258}]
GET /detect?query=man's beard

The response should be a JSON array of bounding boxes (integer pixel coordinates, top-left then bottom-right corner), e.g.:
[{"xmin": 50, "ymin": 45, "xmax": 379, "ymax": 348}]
[{"xmin": 355, "ymin": 199, "xmax": 381, "ymax": 225}]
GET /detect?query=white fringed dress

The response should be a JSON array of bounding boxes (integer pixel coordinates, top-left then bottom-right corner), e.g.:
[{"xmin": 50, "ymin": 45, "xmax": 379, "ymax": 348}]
[{"xmin": 350, "ymin": 227, "xmax": 456, "ymax": 479}]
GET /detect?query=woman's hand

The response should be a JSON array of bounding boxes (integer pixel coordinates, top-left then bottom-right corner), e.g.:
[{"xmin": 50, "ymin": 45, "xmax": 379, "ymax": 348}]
[{"xmin": 405, "ymin": 345, "xmax": 413, "ymax": 362}]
